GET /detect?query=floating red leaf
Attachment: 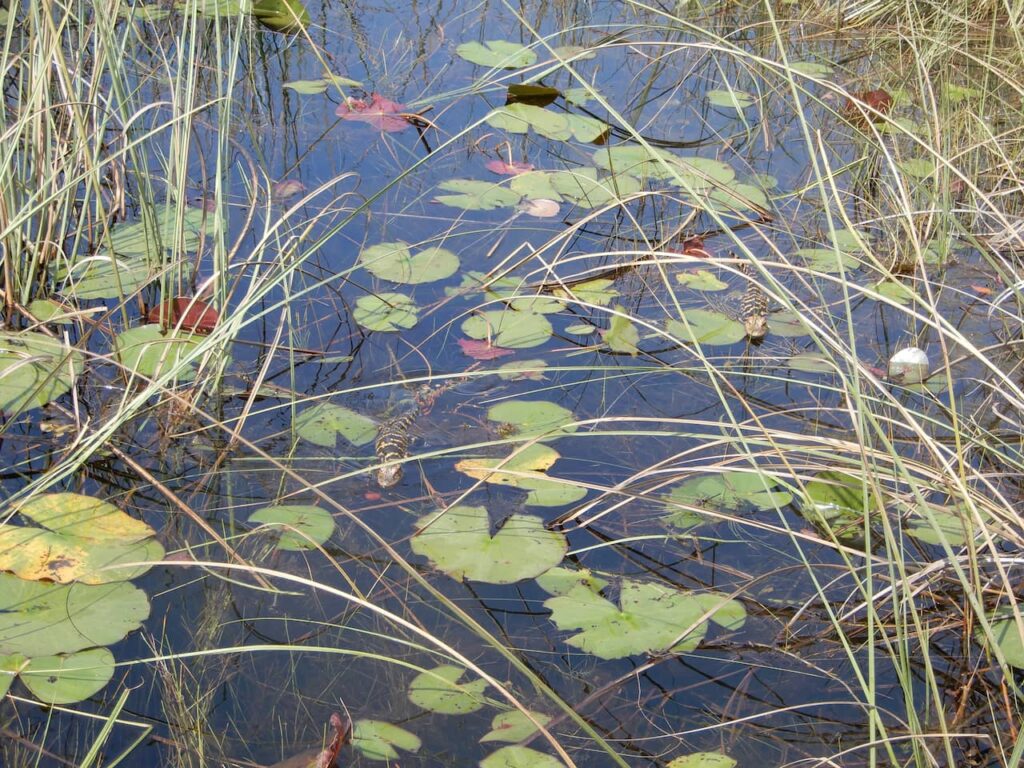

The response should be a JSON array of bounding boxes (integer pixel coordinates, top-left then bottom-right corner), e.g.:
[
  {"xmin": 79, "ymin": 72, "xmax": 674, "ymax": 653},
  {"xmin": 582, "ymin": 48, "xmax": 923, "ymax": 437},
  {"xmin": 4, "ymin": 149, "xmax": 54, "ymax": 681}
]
[
  {"xmin": 147, "ymin": 297, "xmax": 219, "ymax": 334},
  {"xmin": 972, "ymin": 284, "xmax": 993, "ymax": 296},
  {"xmin": 272, "ymin": 179, "xmax": 306, "ymax": 200},
  {"xmin": 668, "ymin": 235, "xmax": 711, "ymax": 257},
  {"xmin": 845, "ymin": 89, "xmax": 893, "ymax": 124},
  {"xmin": 485, "ymin": 159, "xmax": 534, "ymax": 176},
  {"xmin": 458, "ymin": 337, "xmax": 513, "ymax": 360},
  {"xmin": 335, "ymin": 93, "xmax": 411, "ymax": 132}
]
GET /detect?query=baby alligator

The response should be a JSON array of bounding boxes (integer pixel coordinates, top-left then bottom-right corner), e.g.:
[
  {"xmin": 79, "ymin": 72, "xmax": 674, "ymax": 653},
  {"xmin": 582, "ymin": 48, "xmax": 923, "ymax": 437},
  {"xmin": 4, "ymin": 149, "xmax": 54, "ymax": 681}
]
[
  {"xmin": 372, "ymin": 378, "xmax": 464, "ymax": 488},
  {"xmin": 739, "ymin": 261, "xmax": 769, "ymax": 342}
]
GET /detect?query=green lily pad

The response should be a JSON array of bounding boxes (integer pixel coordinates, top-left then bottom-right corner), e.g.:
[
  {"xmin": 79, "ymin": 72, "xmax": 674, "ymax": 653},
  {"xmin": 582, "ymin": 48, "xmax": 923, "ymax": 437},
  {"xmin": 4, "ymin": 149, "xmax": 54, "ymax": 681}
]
[
  {"xmin": 536, "ymin": 566, "xmax": 608, "ymax": 596},
  {"xmin": 544, "ymin": 579, "xmax": 744, "ymax": 659},
  {"xmin": 798, "ymin": 470, "xmax": 875, "ymax": 540},
  {"xmin": 251, "ymin": 0, "xmax": 309, "ymax": 31},
  {"xmin": 563, "ymin": 87, "xmax": 591, "ymax": 105},
  {"xmin": 789, "ymin": 61, "xmax": 832, "ymax": 77},
  {"xmin": 481, "ymin": 746, "xmax": 565, "ymax": 768},
  {"xmin": 358, "ymin": 241, "xmax": 459, "ymax": 284},
  {"xmin": 408, "ymin": 664, "xmax": 487, "ymax": 713},
  {"xmin": 104, "ymin": 204, "xmax": 205, "ymax": 257},
  {"xmin": 456, "ymin": 40, "xmax": 537, "ymax": 68},
  {"xmin": 507, "ymin": 296, "xmax": 564, "ymax": 314},
  {"xmin": 457, "ymin": 446, "xmax": 588, "ymax": 506},
  {"xmin": 873, "ymin": 280, "xmax": 917, "ymax": 305},
  {"xmin": 486, "ymin": 399, "xmax": 576, "ymax": 438},
  {"xmin": 676, "ymin": 269, "xmax": 728, "ymax": 291},
  {"xmin": 707, "ymin": 89, "xmax": 755, "ymax": 109},
  {"xmin": 787, "ymin": 352, "xmax": 833, "ymax": 373},
  {"xmin": 667, "ymin": 156, "xmax": 736, "ymax": 190},
  {"xmin": 0, "ymin": 654, "xmax": 25, "ymax": 698},
  {"xmin": 249, "ymin": 504, "xmax": 335, "ymax": 551},
  {"xmin": 487, "ymin": 104, "xmax": 607, "ymax": 143},
  {"xmin": 0, "ymin": 492, "xmax": 162, "ymax": 584},
  {"xmin": 0, "ymin": 330, "xmax": 83, "ymax": 416},
  {"xmin": 707, "ymin": 182, "xmax": 770, "ymax": 214},
  {"xmin": 547, "ymin": 167, "xmax": 642, "ymax": 208},
  {"xmin": 295, "ymin": 402, "xmax": 377, "ymax": 447},
  {"xmin": 351, "ymin": 719, "xmax": 422, "ymax": 761},
  {"xmin": 435, "ymin": 179, "xmax": 522, "ymax": 211},
  {"xmin": 552, "ymin": 277, "xmax": 619, "ymax": 306},
  {"xmin": 510, "ymin": 171, "xmax": 563, "ymax": 201},
  {"xmin": 411, "ymin": 504, "xmax": 566, "ymax": 583},
  {"xmin": 283, "ymin": 74, "xmax": 362, "ymax": 94},
  {"xmin": 667, "ymin": 310, "xmax": 745, "ymax": 345},
  {"xmin": 664, "ymin": 471, "xmax": 793, "ymax": 526},
  {"xmin": 496, "ymin": 359, "xmax": 547, "ymax": 380},
  {"xmin": 769, "ymin": 310, "xmax": 811, "ymax": 337},
  {"xmin": 829, "ymin": 228, "xmax": 868, "ymax": 252},
  {"xmin": 0, "ymin": 574, "xmax": 150, "ymax": 656},
  {"xmin": 667, "ymin": 752, "xmax": 738, "ymax": 768},
  {"xmin": 353, "ymin": 293, "xmax": 419, "ymax": 332},
  {"xmin": 984, "ymin": 609, "xmax": 1024, "ymax": 669},
  {"xmin": 481, "ymin": 710, "xmax": 552, "ymax": 743},
  {"xmin": 565, "ymin": 323, "xmax": 595, "ymax": 335},
  {"xmin": 462, "ymin": 309, "xmax": 552, "ymax": 348},
  {"xmin": 592, "ymin": 145, "xmax": 689, "ymax": 181},
  {"xmin": 899, "ymin": 158, "xmax": 935, "ymax": 179},
  {"xmin": 794, "ymin": 247, "xmax": 859, "ymax": 273},
  {"xmin": 57, "ymin": 254, "xmax": 154, "ymax": 300},
  {"xmin": 25, "ymin": 298, "xmax": 76, "ymax": 324},
  {"xmin": 603, "ymin": 309, "xmax": 640, "ymax": 354},
  {"xmin": 904, "ymin": 502, "xmax": 978, "ymax": 546},
  {"xmin": 113, "ymin": 325, "xmax": 203, "ymax": 381},
  {"xmin": 19, "ymin": 648, "xmax": 114, "ymax": 705}
]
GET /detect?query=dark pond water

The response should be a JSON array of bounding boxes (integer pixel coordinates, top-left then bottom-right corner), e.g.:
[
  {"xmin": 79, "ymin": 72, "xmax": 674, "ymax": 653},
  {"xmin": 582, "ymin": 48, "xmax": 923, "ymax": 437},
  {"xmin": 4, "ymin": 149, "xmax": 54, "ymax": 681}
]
[{"xmin": 2, "ymin": 0, "xmax": 1019, "ymax": 766}]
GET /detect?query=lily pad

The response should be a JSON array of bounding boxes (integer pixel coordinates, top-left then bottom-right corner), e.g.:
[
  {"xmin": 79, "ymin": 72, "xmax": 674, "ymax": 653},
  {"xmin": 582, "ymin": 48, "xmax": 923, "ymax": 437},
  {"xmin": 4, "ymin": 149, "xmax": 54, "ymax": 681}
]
[
  {"xmin": 456, "ymin": 445, "xmax": 586, "ymax": 507},
  {"xmin": 707, "ymin": 182, "xmax": 770, "ymax": 214},
  {"xmin": 481, "ymin": 746, "xmax": 565, "ymax": 768},
  {"xmin": 707, "ymin": 89, "xmax": 755, "ymax": 109},
  {"xmin": 789, "ymin": 60, "xmax": 832, "ymax": 77},
  {"xmin": 602, "ymin": 309, "xmax": 640, "ymax": 354},
  {"xmin": 667, "ymin": 752, "xmax": 738, "ymax": 768},
  {"xmin": 794, "ymin": 247, "xmax": 859, "ymax": 273},
  {"xmin": 0, "ymin": 574, "xmax": 150, "ymax": 657},
  {"xmin": 984, "ymin": 609, "xmax": 1024, "ymax": 669},
  {"xmin": 552, "ymin": 278, "xmax": 619, "ymax": 306},
  {"xmin": 412, "ymin": 504, "xmax": 566, "ymax": 583},
  {"xmin": 548, "ymin": 167, "xmax": 641, "ymax": 207},
  {"xmin": 251, "ymin": 0, "xmax": 309, "ymax": 31},
  {"xmin": 113, "ymin": 325, "xmax": 203, "ymax": 381},
  {"xmin": 486, "ymin": 399, "xmax": 576, "ymax": 438},
  {"xmin": 787, "ymin": 352, "xmax": 833, "ymax": 373},
  {"xmin": 664, "ymin": 471, "xmax": 793, "ymax": 525},
  {"xmin": 481, "ymin": 710, "xmax": 552, "ymax": 743},
  {"xmin": 456, "ymin": 40, "xmax": 537, "ymax": 68},
  {"xmin": 462, "ymin": 309, "xmax": 552, "ymax": 348},
  {"xmin": 408, "ymin": 664, "xmax": 487, "ymax": 713},
  {"xmin": 507, "ymin": 296, "xmax": 564, "ymax": 314},
  {"xmin": 536, "ymin": 566, "xmax": 608, "ymax": 596},
  {"xmin": 873, "ymin": 280, "xmax": 917, "ymax": 305},
  {"xmin": 899, "ymin": 158, "xmax": 935, "ymax": 179},
  {"xmin": 295, "ymin": 402, "xmax": 377, "ymax": 447},
  {"xmin": 544, "ymin": 579, "xmax": 744, "ymax": 659},
  {"xmin": 592, "ymin": 145, "xmax": 689, "ymax": 181},
  {"xmin": 25, "ymin": 298, "xmax": 76, "ymax": 324},
  {"xmin": 904, "ymin": 502, "xmax": 977, "ymax": 547},
  {"xmin": 351, "ymin": 719, "xmax": 422, "ymax": 762},
  {"xmin": 798, "ymin": 470, "xmax": 875, "ymax": 539},
  {"xmin": 770, "ymin": 310, "xmax": 812, "ymax": 337},
  {"xmin": 0, "ymin": 654, "xmax": 24, "ymax": 698},
  {"xmin": 249, "ymin": 504, "xmax": 335, "ymax": 551},
  {"xmin": 104, "ymin": 204, "xmax": 205, "ymax": 257},
  {"xmin": 57, "ymin": 255, "xmax": 154, "ymax": 299},
  {"xmin": 283, "ymin": 74, "xmax": 362, "ymax": 94},
  {"xmin": 353, "ymin": 293, "xmax": 419, "ymax": 332},
  {"xmin": 829, "ymin": 228, "xmax": 868, "ymax": 252},
  {"xmin": 510, "ymin": 171, "xmax": 563, "ymax": 201},
  {"xmin": 359, "ymin": 241, "xmax": 460, "ymax": 284},
  {"xmin": 0, "ymin": 330, "xmax": 83, "ymax": 416},
  {"xmin": 497, "ymin": 359, "xmax": 547, "ymax": 380},
  {"xmin": 435, "ymin": 179, "xmax": 522, "ymax": 211},
  {"xmin": 487, "ymin": 104, "xmax": 607, "ymax": 143},
  {"xmin": 19, "ymin": 648, "xmax": 114, "ymax": 704},
  {"xmin": 676, "ymin": 269, "xmax": 728, "ymax": 291},
  {"xmin": 667, "ymin": 310, "xmax": 746, "ymax": 345}
]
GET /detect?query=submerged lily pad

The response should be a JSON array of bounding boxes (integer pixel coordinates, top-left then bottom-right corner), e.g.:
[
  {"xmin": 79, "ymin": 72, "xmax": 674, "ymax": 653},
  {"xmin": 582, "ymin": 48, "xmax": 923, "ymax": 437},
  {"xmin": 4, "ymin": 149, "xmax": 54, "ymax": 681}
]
[
  {"xmin": 481, "ymin": 746, "xmax": 565, "ymax": 768},
  {"xmin": 544, "ymin": 579, "xmax": 745, "ymax": 659},
  {"xmin": 0, "ymin": 574, "xmax": 150, "ymax": 657},
  {"xmin": 456, "ymin": 40, "xmax": 537, "ymax": 68},
  {"xmin": 19, "ymin": 648, "xmax": 114, "ymax": 705},
  {"xmin": 351, "ymin": 719, "xmax": 422, "ymax": 762},
  {"xmin": 667, "ymin": 310, "xmax": 745, "ymax": 345},
  {"xmin": 0, "ymin": 331, "xmax": 83, "ymax": 416},
  {"xmin": 113, "ymin": 325, "xmax": 203, "ymax": 381},
  {"xmin": 787, "ymin": 352, "xmax": 834, "ymax": 373},
  {"xmin": 249, "ymin": 504, "xmax": 335, "ymax": 550},
  {"xmin": 904, "ymin": 502, "xmax": 977, "ymax": 546},
  {"xmin": 353, "ymin": 293, "xmax": 419, "ymax": 332},
  {"xmin": 408, "ymin": 664, "xmax": 487, "ymax": 713},
  {"xmin": 708, "ymin": 89, "xmax": 755, "ymax": 109},
  {"xmin": 873, "ymin": 280, "xmax": 917, "ymax": 305},
  {"xmin": 359, "ymin": 241, "xmax": 459, "ymax": 284},
  {"xmin": 770, "ymin": 310, "xmax": 812, "ymax": 337},
  {"xmin": 667, "ymin": 752, "xmax": 738, "ymax": 768},
  {"xmin": 435, "ymin": 180, "xmax": 522, "ymax": 211},
  {"xmin": 462, "ymin": 309, "xmax": 552, "ymax": 348},
  {"xmin": 412, "ymin": 504, "xmax": 566, "ymax": 583},
  {"xmin": 480, "ymin": 710, "xmax": 552, "ymax": 743},
  {"xmin": 295, "ymin": 402, "xmax": 377, "ymax": 447}
]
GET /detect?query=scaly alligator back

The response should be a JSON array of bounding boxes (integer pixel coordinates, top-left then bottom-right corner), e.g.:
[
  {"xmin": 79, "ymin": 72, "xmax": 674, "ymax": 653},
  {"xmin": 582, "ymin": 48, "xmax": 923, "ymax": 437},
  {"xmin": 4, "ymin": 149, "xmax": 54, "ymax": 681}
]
[
  {"xmin": 739, "ymin": 262, "xmax": 769, "ymax": 342},
  {"xmin": 374, "ymin": 404, "xmax": 419, "ymax": 488}
]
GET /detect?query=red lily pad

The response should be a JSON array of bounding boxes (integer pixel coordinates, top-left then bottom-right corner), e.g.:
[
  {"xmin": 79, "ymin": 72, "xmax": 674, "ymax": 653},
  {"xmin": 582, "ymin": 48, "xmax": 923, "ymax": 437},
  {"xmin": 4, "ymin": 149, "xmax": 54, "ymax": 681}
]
[
  {"xmin": 458, "ymin": 337, "xmax": 514, "ymax": 360},
  {"xmin": 335, "ymin": 93, "xmax": 411, "ymax": 132},
  {"xmin": 485, "ymin": 159, "xmax": 534, "ymax": 176},
  {"xmin": 668, "ymin": 235, "xmax": 712, "ymax": 257},
  {"xmin": 845, "ymin": 89, "xmax": 893, "ymax": 124},
  {"xmin": 146, "ymin": 298, "xmax": 219, "ymax": 334}
]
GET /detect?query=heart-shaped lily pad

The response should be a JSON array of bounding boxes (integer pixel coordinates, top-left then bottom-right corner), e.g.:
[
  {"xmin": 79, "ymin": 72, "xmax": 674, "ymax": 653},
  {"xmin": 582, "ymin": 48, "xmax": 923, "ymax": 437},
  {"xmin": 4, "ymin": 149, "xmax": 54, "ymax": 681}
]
[
  {"xmin": 462, "ymin": 309, "xmax": 553, "ymax": 348},
  {"xmin": 295, "ymin": 402, "xmax": 377, "ymax": 447},
  {"xmin": 547, "ymin": 167, "xmax": 641, "ymax": 208},
  {"xmin": 798, "ymin": 470, "xmax": 876, "ymax": 541},
  {"xmin": 0, "ymin": 331, "xmax": 83, "ymax": 416},
  {"xmin": 676, "ymin": 269, "xmax": 728, "ymax": 291},
  {"xmin": 455, "ymin": 444, "xmax": 587, "ymax": 507},
  {"xmin": 708, "ymin": 89, "xmax": 754, "ymax": 109},
  {"xmin": 544, "ymin": 579, "xmax": 745, "ymax": 659},
  {"xmin": 486, "ymin": 400, "xmax": 576, "ymax": 438},
  {"xmin": 435, "ymin": 180, "xmax": 522, "ymax": 211},
  {"xmin": 408, "ymin": 664, "xmax": 487, "ymax": 713},
  {"xmin": 667, "ymin": 752, "xmax": 738, "ymax": 768},
  {"xmin": 456, "ymin": 40, "xmax": 537, "ymax": 68},
  {"xmin": 794, "ymin": 248, "xmax": 858, "ymax": 273},
  {"xmin": 19, "ymin": 647, "xmax": 114, "ymax": 704},
  {"xmin": 353, "ymin": 293, "xmax": 419, "ymax": 332},
  {"xmin": 602, "ymin": 309, "xmax": 640, "ymax": 354},
  {"xmin": 665, "ymin": 471, "xmax": 793, "ymax": 514},
  {"xmin": 983, "ymin": 609, "xmax": 1024, "ymax": 669},
  {"xmin": 481, "ymin": 746, "xmax": 566, "ymax": 768},
  {"xmin": 667, "ymin": 310, "xmax": 745, "ymax": 345},
  {"xmin": 480, "ymin": 710, "xmax": 552, "ymax": 743},
  {"xmin": 57, "ymin": 255, "xmax": 154, "ymax": 299},
  {"xmin": 487, "ymin": 104, "xmax": 607, "ymax": 143},
  {"xmin": 0, "ymin": 574, "xmax": 150, "ymax": 657},
  {"xmin": 552, "ymin": 277, "xmax": 619, "ymax": 306},
  {"xmin": 251, "ymin": 0, "xmax": 310, "ymax": 32},
  {"xmin": 248, "ymin": 504, "xmax": 335, "ymax": 551},
  {"xmin": 536, "ymin": 566, "xmax": 608, "ymax": 596},
  {"xmin": 359, "ymin": 241, "xmax": 459, "ymax": 284},
  {"xmin": 351, "ymin": 719, "xmax": 422, "ymax": 761},
  {"xmin": 0, "ymin": 492, "xmax": 163, "ymax": 583},
  {"xmin": 113, "ymin": 325, "xmax": 204, "ymax": 381},
  {"xmin": 412, "ymin": 504, "xmax": 566, "ymax": 583}
]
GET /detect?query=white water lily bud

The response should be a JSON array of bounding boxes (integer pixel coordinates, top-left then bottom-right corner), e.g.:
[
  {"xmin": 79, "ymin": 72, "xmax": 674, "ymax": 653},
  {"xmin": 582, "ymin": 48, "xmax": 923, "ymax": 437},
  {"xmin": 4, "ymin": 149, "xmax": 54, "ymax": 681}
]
[{"xmin": 888, "ymin": 347, "xmax": 929, "ymax": 384}]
